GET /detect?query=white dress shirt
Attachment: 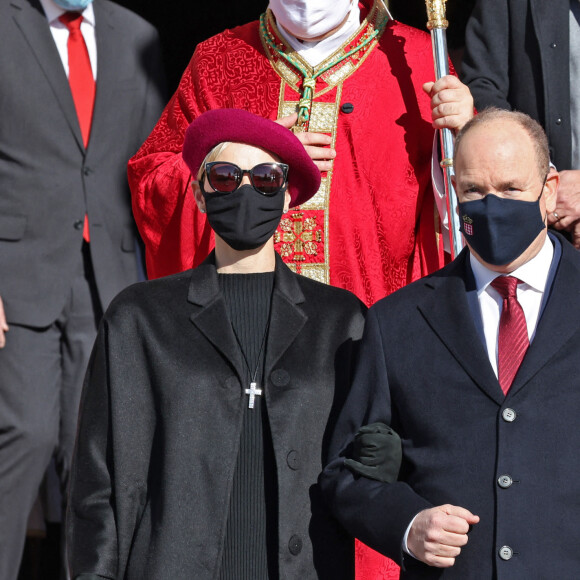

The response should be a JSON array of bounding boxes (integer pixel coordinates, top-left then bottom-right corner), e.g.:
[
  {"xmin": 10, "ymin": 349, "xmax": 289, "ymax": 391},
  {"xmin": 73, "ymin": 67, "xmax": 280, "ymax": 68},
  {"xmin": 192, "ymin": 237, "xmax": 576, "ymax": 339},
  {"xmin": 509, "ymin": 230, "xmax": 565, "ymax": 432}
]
[{"xmin": 38, "ymin": 0, "xmax": 97, "ymax": 79}]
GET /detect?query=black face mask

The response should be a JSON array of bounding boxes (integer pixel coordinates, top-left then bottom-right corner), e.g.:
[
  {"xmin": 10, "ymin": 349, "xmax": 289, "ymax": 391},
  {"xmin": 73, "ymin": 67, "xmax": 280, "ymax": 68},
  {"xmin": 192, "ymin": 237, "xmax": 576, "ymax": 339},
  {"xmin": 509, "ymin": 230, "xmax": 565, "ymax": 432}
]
[
  {"xmin": 202, "ymin": 184, "xmax": 285, "ymax": 251},
  {"xmin": 458, "ymin": 187, "xmax": 546, "ymax": 266}
]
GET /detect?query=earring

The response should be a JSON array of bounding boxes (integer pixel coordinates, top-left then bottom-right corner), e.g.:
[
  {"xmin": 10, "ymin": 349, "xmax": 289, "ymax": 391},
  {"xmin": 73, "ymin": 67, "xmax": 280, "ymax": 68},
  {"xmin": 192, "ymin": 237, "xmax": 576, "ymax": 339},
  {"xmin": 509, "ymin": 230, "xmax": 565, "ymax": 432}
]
[{"xmin": 199, "ymin": 208, "xmax": 206, "ymax": 214}]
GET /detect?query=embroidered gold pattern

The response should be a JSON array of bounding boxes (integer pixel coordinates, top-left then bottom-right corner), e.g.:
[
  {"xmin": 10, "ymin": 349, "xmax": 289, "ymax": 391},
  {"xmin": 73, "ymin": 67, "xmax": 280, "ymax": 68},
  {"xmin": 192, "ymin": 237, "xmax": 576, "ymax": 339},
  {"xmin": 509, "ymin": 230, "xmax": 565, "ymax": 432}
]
[
  {"xmin": 276, "ymin": 60, "xmax": 301, "ymax": 86},
  {"xmin": 323, "ymin": 61, "xmax": 356, "ymax": 86}
]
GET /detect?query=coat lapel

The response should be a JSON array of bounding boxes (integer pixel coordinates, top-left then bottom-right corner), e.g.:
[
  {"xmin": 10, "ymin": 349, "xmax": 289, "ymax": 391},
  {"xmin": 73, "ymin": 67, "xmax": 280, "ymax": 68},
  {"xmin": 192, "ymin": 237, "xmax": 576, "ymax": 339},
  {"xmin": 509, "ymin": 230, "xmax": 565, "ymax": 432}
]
[
  {"xmin": 87, "ymin": 0, "xmax": 116, "ymax": 156},
  {"xmin": 417, "ymin": 252, "xmax": 505, "ymax": 406},
  {"xmin": 509, "ymin": 240, "xmax": 580, "ymax": 396},
  {"xmin": 187, "ymin": 255, "xmax": 246, "ymax": 382},
  {"xmin": 11, "ymin": 0, "xmax": 84, "ymax": 151},
  {"xmin": 264, "ymin": 255, "xmax": 307, "ymax": 376}
]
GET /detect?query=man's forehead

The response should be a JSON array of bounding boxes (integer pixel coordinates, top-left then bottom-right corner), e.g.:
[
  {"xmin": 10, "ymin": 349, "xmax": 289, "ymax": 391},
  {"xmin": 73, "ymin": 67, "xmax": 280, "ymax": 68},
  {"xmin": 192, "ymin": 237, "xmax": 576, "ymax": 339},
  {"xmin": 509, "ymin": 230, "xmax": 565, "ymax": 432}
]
[{"xmin": 457, "ymin": 121, "xmax": 535, "ymax": 164}]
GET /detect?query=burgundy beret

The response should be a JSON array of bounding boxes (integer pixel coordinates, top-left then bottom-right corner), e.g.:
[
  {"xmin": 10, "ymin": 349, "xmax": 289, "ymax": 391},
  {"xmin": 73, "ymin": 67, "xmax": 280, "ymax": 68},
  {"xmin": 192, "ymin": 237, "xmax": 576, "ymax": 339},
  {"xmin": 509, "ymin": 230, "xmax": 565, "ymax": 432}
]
[{"xmin": 182, "ymin": 108, "xmax": 321, "ymax": 207}]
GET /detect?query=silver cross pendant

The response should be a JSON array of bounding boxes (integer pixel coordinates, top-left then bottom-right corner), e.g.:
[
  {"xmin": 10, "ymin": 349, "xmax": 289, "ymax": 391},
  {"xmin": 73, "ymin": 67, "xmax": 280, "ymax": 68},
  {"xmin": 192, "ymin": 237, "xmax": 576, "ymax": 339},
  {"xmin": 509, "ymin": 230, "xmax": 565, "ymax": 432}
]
[{"xmin": 245, "ymin": 381, "xmax": 263, "ymax": 409}]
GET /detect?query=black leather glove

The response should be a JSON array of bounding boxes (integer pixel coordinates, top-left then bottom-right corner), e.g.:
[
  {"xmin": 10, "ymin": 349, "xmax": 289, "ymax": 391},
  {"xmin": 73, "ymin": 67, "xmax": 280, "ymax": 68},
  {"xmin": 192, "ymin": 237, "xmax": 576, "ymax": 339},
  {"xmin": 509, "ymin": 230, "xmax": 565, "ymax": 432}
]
[{"xmin": 344, "ymin": 422, "xmax": 401, "ymax": 483}]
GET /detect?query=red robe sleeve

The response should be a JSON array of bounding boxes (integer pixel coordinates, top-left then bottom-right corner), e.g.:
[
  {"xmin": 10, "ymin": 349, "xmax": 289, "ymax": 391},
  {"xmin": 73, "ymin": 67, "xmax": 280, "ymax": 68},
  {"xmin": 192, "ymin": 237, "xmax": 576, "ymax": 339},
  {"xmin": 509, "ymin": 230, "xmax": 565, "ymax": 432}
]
[
  {"xmin": 128, "ymin": 23, "xmax": 281, "ymax": 279},
  {"xmin": 128, "ymin": 53, "xmax": 213, "ymax": 280}
]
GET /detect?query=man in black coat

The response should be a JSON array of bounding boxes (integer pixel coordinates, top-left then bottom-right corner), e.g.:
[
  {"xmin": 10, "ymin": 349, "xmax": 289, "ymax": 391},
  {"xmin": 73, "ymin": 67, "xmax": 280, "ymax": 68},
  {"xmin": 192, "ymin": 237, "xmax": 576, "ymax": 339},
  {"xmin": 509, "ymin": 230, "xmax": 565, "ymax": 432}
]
[
  {"xmin": 0, "ymin": 0, "xmax": 165, "ymax": 576},
  {"xmin": 321, "ymin": 108, "xmax": 580, "ymax": 578},
  {"xmin": 461, "ymin": 0, "xmax": 580, "ymax": 247}
]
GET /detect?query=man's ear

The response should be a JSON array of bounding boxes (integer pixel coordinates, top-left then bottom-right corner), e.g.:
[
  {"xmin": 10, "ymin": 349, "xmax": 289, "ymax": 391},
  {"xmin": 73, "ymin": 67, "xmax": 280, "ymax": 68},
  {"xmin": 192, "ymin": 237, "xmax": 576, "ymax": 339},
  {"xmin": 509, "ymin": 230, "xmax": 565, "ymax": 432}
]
[
  {"xmin": 544, "ymin": 169, "xmax": 559, "ymax": 214},
  {"xmin": 191, "ymin": 180, "xmax": 206, "ymax": 214}
]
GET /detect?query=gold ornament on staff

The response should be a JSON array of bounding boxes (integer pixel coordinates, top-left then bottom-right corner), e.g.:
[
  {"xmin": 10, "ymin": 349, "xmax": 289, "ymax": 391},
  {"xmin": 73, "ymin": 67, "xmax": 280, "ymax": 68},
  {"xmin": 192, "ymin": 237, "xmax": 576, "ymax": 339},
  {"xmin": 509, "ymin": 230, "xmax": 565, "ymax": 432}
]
[
  {"xmin": 425, "ymin": 0, "xmax": 464, "ymax": 258},
  {"xmin": 426, "ymin": 0, "xmax": 449, "ymax": 30}
]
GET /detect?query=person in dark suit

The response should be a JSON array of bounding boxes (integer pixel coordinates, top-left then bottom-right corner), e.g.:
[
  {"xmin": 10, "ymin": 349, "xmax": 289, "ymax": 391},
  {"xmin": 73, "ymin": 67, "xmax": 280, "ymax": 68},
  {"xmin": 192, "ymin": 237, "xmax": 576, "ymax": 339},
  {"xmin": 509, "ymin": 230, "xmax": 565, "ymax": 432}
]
[
  {"xmin": 66, "ymin": 109, "xmax": 366, "ymax": 579},
  {"xmin": 0, "ymin": 0, "xmax": 165, "ymax": 576},
  {"xmin": 461, "ymin": 0, "xmax": 580, "ymax": 247},
  {"xmin": 320, "ymin": 107, "xmax": 580, "ymax": 578}
]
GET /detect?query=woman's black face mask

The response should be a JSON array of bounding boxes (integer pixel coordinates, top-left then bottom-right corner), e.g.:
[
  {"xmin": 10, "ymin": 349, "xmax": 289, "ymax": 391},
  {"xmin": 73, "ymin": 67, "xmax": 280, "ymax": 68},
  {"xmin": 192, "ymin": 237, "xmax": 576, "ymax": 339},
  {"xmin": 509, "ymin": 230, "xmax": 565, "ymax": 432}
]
[{"xmin": 202, "ymin": 184, "xmax": 286, "ymax": 251}]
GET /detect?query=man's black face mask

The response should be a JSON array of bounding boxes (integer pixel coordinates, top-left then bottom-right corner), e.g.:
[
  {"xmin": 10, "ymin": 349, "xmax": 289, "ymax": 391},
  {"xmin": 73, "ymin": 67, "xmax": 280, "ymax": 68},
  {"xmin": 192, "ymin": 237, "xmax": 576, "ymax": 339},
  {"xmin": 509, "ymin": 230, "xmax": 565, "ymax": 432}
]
[{"xmin": 458, "ymin": 177, "xmax": 547, "ymax": 266}]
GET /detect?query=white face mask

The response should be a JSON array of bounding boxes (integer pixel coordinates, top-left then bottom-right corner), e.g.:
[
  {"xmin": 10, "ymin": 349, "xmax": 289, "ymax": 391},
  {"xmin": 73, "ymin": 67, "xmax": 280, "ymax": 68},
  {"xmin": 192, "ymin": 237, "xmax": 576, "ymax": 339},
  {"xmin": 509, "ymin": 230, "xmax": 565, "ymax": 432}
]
[
  {"xmin": 269, "ymin": 0, "xmax": 353, "ymax": 40},
  {"xmin": 53, "ymin": 0, "xmax": 93, "ymax": 10}
]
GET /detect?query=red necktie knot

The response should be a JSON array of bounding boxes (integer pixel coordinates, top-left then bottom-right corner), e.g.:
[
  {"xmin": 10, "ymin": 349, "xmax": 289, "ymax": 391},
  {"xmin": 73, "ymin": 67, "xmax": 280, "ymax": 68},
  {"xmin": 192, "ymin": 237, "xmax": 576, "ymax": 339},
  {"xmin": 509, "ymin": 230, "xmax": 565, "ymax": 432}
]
[
  {"xmin": 490, "ymin": 275, "xmax": 520, "ymax": 299},
  {"xmin": 59, "ymin": 12, "xmax": 83, "ymax": 31}
]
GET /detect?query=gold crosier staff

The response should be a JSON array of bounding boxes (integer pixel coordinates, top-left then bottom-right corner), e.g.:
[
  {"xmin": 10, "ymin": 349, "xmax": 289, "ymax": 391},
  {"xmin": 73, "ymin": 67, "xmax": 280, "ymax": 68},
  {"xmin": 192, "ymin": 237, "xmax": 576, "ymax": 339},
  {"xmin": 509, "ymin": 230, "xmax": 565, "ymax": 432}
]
[{"xmin": 425, "ymin": 0, "xmax": 464, "ymax": 258}]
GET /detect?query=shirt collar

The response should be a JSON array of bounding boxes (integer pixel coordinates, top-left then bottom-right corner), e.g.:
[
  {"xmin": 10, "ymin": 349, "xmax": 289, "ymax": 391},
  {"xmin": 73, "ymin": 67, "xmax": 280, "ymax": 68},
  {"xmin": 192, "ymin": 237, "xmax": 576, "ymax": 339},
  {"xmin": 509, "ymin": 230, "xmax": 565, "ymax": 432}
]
[
  {"xmin": 39, "ymin": 0, "xmax": 95, "ymax": 27},
  {"xmin": 470, "ymin": 233, "xmax": 555, "ymax": 296}
]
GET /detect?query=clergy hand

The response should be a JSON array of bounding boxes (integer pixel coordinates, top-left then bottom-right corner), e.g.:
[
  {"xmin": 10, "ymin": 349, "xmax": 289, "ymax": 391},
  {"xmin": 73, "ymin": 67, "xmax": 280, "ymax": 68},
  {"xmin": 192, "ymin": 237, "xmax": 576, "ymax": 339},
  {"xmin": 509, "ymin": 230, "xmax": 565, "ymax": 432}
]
[
  {"xmin": 423, "ymin": 76, "xmax": 474, "ymax": 133},
  {"xmin": 407, "ymin": 504, "xmax": 479, "ymax": 568},
  {"xmin": 0, "ymin": 295, "xmax": 8, "ymax": 348},
  {"xmin": 276, "ymin": 113, "xmax": 336, "ymax": 172},
  {"xmin": 547, "ymin": 169, "xmax": 580, "ymax": 248}
]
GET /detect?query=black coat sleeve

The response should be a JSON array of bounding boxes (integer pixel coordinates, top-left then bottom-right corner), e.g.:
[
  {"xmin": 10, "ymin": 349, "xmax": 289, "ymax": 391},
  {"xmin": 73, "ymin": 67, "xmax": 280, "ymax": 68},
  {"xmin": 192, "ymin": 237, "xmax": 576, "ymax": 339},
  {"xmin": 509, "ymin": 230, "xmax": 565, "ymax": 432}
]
[
  {"xmin": 461, "ymin": 0, "xmax": 512, "ymax": 111},
  {"xmin": 67, "ymin": 307, "xmax": 156, "ymax": 579},
  {"xmin": 319, "ymin": 307, "xmax": 432, "ymax": 564},
  {"xmin": 66, "ymin": 322, "xmax": 120, "ymax": 579}
]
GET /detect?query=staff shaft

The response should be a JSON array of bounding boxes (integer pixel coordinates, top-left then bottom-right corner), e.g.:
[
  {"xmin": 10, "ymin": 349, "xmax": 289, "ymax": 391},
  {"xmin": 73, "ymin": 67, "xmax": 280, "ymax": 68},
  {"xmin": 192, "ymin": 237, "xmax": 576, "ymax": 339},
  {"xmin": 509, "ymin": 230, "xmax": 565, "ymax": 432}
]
[{"xmin": 427, "ymin": 4, "xmax": 464, "ymax": 258}]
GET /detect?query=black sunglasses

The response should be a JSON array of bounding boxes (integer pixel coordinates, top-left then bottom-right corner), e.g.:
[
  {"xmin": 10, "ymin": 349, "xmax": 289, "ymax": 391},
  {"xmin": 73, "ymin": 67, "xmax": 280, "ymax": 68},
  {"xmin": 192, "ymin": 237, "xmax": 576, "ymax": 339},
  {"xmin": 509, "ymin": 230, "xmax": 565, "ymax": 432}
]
[{"xmin": 203, "ymin": 162, "xmax": 289, "ymax": 195}]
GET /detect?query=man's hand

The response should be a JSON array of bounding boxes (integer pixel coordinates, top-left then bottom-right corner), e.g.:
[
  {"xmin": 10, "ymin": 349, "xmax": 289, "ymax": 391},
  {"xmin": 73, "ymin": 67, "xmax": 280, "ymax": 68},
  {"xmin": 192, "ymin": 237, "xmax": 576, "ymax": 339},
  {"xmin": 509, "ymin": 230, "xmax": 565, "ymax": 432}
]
[
  {"xmin": 0, "ymin": 296, "xmax": 8, "ymax": 348},
  {"xmin": 547, "ymin": 169, "xmax": 580, "ymax": 247},
  {"xmin": 276, "ymin": 113, "xmax": 336, "ymax": 172},
  {"xmin": 423, "ymin": 76, "xmax": 474, "ymax": 133},
  {"xmin": 407, "ymin": 504, "xmax": 479, "ymax": 568}
]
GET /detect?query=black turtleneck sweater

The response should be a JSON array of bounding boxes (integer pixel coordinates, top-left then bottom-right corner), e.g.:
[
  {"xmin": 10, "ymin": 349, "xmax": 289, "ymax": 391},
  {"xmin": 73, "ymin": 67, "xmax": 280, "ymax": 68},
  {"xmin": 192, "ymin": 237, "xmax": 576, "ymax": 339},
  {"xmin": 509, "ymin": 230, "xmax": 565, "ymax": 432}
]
[{"xmin": 218, "ymin": 272, "xmax": 278, "ymax": 580}]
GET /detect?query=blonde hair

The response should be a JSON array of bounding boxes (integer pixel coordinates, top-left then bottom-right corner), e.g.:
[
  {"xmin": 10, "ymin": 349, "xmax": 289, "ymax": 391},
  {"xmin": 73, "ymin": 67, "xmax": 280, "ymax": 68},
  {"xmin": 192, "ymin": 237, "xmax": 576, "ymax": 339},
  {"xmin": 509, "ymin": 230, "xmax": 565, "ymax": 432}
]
[{"xmin": 195, "ymin": 142, "xmax": 234, "ymax": 183}]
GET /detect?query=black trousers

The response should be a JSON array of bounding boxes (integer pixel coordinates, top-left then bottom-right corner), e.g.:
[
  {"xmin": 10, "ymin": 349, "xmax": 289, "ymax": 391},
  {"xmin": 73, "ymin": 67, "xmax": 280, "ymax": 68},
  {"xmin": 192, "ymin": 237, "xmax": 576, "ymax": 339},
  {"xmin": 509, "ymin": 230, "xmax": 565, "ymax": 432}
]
[{"xmin": 0, "ymin": 245, "xmax": 101, "ymax": 580}]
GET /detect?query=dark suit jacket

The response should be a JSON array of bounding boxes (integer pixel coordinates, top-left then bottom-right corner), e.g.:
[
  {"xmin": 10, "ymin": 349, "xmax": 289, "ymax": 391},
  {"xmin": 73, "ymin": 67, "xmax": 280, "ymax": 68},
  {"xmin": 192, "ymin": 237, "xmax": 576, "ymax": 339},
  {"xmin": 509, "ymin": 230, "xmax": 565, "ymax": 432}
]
[
  {"xmin": 67, "ymin": 253, "xmax": 366, "ymax": 580},
  {"xmin": 461, "ymin": 0, "xmax": 572, "ymax": 169},
  {"xmin": 321, "ymin": 233, "xmax": 580, "ymax": 579},
  {"xmin": 0, "ymin": 0, "xmax": 165, "ymax": 327}
]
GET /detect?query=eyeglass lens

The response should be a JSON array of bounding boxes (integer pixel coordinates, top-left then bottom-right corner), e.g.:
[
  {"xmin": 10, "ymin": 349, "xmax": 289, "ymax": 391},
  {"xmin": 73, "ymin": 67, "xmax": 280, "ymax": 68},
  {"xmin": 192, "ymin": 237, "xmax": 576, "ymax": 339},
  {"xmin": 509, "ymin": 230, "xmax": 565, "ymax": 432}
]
[{"xmin": 207, "ymin": 163, "xmax": 286, "ymax": 195}]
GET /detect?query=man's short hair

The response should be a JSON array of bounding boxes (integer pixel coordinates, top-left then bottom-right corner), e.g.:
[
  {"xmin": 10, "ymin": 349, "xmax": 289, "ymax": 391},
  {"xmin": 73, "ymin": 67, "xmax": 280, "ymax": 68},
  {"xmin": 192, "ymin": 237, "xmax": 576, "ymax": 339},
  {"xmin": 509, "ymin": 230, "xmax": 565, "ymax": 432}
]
[{"xmin": 454, "ymin": 107, "xmax": 550, "ymax": 177}]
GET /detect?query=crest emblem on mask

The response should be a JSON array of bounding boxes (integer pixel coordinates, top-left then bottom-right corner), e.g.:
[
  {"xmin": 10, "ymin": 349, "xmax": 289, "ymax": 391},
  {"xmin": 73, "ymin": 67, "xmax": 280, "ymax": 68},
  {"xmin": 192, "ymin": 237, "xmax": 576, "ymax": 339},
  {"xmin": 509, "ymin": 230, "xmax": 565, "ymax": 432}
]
[{"xmin": 462, "ymin": 215, "xmax": 473, "ymax": 236}]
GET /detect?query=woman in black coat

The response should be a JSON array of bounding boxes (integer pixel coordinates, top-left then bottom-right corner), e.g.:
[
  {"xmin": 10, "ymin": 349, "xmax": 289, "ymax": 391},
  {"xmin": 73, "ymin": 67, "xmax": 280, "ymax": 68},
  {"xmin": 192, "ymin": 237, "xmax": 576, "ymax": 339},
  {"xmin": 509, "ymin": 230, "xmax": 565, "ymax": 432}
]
[{"xmin": 66, "ymin": 109, "xmax": 366, "ymax": 580}]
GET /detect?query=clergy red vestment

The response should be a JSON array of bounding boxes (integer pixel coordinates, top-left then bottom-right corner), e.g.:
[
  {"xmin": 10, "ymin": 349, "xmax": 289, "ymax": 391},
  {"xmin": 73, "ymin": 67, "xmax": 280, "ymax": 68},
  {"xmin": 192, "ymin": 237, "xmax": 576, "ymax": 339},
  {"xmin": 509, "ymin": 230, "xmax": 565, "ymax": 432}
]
[
  {"xmin": 128, "ymin": 2, "xmax": 447, "ymax": 576},
  {"xmin": 128, "ymin": 0, "xmax": 446, "ymax": 308}
]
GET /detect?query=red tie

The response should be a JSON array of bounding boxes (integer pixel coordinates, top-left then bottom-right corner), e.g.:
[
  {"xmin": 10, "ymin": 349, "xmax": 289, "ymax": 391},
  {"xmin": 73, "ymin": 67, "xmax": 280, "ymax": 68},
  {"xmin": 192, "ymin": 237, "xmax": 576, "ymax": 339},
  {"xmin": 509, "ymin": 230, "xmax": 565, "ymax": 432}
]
[
  {"xmin": 491, "ymin": 276, "xmax": 529, "ymax": 394},
  {"xmin": 59, "ymin": 11, "xmax": 95, "ymax": 242}
]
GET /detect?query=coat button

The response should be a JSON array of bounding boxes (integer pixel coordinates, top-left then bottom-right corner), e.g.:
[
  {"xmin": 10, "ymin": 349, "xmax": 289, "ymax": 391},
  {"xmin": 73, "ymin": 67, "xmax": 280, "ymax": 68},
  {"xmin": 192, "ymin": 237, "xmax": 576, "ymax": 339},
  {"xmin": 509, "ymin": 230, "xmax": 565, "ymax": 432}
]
[
  {"xmin": 74, "ymin": 220, "xmax": 84, "ymax": 230},
  {"xmin": 83, "ymin": 166, "xmax": 92, "ymax": 176},
  {"xmin": 287, "ymin": 450, "xmax": 299, "ymax": 470},
  {"xmin": 288, "ymin": 534, "xmax": 302, "ymax": 555},
  {"xmin": 502, "ymin": 408, "xmax": 516, "ymax": 422},
  {"xmin": 341, "ymin": 102, "xmax": 354, "ymax": 114},
  {"xmin": 499, "ymin": 545, "xmax": 513, "ymax": 560},
  {"xmin": 271, "ymin": 369, "xmax": 290, "ymax": 387},
  {"xmin": 556, "ymin": 117, "xmax": 562, "ymax": 125},
  {"xmin": 498, "ymin": 475, "xmax": 513, "ymax": 488},
  {"xmin": 550, "ymin": 42, "xmax": 557, "ymax": 48},
  {"xmin": 224, "ymin": 376, "xmax": 239, "ymax": 390}
]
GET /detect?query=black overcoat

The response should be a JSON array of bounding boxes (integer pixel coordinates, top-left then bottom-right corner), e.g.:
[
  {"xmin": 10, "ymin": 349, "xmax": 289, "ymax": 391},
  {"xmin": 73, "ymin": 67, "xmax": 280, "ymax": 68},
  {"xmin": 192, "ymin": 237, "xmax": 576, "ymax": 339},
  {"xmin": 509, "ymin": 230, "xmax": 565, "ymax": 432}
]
[
  {"xmin": 461, "ymin": 0, "xmax": 572, "ymax": 169},
  {"xmin": 321, "ymin": 234, "xmax": 580, "ymax": 579},
  {"xmin": 67, "ymin": 253, "xmax": 365, "ymax": 580}
]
